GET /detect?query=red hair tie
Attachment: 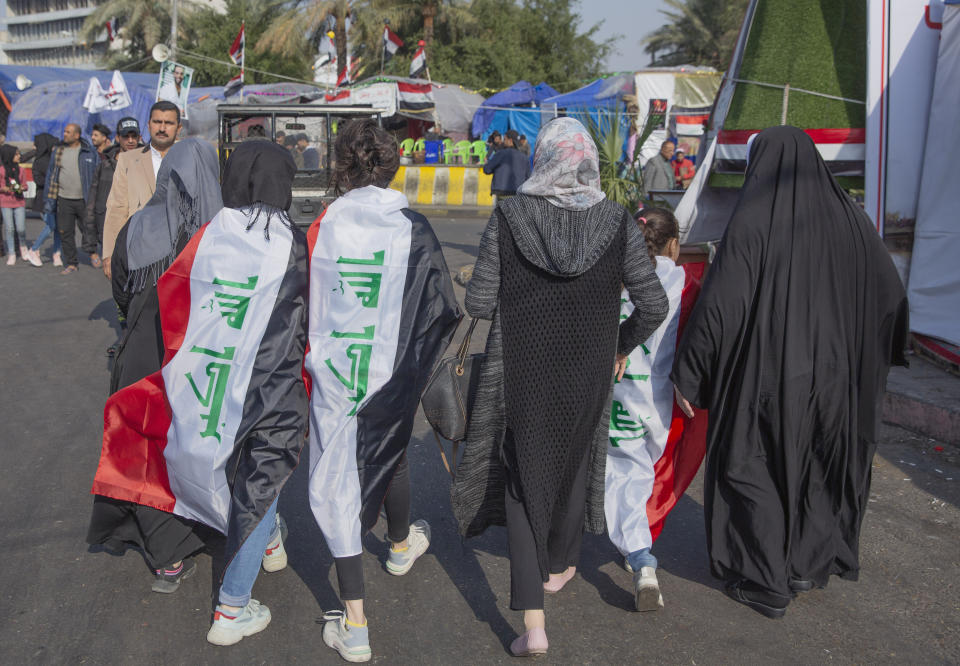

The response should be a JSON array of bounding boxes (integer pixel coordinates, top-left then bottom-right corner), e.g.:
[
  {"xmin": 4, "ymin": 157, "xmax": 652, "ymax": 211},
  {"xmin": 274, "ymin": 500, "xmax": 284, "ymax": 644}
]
[{"xmin": 638, "ymin": 216, "xmax": 648, "ymax": 225}]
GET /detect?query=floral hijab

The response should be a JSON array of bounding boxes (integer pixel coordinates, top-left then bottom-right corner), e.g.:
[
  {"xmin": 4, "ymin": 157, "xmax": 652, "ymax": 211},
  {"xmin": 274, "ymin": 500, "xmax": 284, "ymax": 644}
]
[{"xmin": 517, "ymin": 117, "xmax": 605, "ymax": 211}]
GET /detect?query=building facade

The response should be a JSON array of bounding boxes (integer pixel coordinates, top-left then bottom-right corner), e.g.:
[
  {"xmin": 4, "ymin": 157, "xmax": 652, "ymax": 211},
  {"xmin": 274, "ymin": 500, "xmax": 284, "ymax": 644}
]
[{"xmin": 1, "ymin": 0, "xmax": 107, "ymax": 69}]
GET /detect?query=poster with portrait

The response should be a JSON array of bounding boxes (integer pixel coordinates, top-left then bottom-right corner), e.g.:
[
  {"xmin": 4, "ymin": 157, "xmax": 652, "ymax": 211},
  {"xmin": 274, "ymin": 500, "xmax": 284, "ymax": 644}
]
[{"xmin": 155, "ymin": 60, "xmax": 193, "ymax": 119}]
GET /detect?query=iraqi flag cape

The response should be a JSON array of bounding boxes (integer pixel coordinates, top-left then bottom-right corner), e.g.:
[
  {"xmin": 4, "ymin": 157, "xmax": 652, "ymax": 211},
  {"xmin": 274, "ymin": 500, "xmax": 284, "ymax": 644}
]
[
  {"xmin": 92, "ymin": 208, "xmax": 309, "ymax": 559},
  {"xmin": 605, "ymin": 258, "xmax": 708, "ymax": 555},
  {"xmin": 304, "ymin": 186, "xmax": 460, "ymax": 558}
]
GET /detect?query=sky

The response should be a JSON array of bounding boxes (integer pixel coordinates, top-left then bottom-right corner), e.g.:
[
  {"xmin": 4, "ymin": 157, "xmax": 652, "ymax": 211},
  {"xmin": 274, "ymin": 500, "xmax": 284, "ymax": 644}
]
[{"xmin": 586, "ymin": 0, "xmax": 672, "ymax": 72}]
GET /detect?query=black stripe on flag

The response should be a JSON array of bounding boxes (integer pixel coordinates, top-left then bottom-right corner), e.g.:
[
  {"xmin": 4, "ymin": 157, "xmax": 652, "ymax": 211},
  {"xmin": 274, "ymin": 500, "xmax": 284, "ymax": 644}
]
[
  {"xmin": 354, "ymin": 209, "xmax": 461, "ymax": 531},
  {"xmin": 222, "ymin": 223, "xmax": 310, "ymax": 562}
]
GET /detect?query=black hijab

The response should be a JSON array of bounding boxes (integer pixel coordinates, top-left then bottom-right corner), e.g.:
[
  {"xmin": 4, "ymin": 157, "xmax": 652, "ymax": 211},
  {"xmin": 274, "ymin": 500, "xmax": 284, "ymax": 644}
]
[{"xmin": 221, "ymin": 140, "xmax": 297, "ymax": 211}]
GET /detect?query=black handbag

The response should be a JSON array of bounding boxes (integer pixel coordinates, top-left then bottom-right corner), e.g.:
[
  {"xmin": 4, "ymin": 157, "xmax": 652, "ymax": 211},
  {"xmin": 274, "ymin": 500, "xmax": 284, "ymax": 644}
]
[{"xmin": 421, "ymin": 317, "xmax": 485, "ymax": 478}]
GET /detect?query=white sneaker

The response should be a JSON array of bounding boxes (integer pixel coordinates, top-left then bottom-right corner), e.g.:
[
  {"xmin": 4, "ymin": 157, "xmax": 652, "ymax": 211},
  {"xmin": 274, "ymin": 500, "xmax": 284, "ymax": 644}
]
[
  {"xmin": 634, "ymin": 566, "xmax": 664, "ymax": 612},
  {"xmin": 52, "ymin": 251, "xmax": 62, "ymax": 266},
  {"xmin": 261, "ymin": 514, "xmax": 288, "ymax": 572},
  {"xmin": 322, "ymin": 610, "xmax": 372, "ymax": 663},
  {"xmin": 5, "ymin": 254, "xmax": 14, "ymax": 266},
  {"xmin": 206, "ymin": 599, "xmax": 271, "ymax": 646},
  {"xmin": 385, "ymin": 519, "xmax": 431, "ymax": 576},
  {"xmin": 27, "ymin": 249, "xmax": 42, "ymax": 267},
  {"xmin": 19, "ymin": 246, "xmax": 29, "ymax": 261}
]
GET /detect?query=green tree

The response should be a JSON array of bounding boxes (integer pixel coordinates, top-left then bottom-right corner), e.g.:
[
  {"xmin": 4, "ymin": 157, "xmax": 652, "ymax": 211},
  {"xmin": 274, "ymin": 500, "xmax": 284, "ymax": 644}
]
[
  {"xmin": 642, "ymin": 0, "xmax": 748, "ymax": 70},
  {"xmin": 181, "ymin": 0, "xmax": 311, "ymax": 86},
  {"xmin": 426, "ymin": 0, "xmax": 613, "ymax": 91},
  {"xmin": 79, "ymin": 0, "xmax": 176, "ymax": 70}
]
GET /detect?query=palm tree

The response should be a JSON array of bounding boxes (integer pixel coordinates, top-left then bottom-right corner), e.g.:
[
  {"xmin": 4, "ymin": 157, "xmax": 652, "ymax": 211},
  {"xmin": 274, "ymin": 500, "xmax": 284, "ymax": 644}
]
[
  {"xmin": 383, "ymin": 0, "xmax": 475, "ymax": 47},
  {"xmin": 79, "ymin": 0, "xmax": 175, "ymax": 67},
  {"xmin": 642, "ymin": 0, "xmax": 748, "ymax": 70},
  {"xmin": 257, "ymin": 0, "xmax": 377, "ymax": 76}
]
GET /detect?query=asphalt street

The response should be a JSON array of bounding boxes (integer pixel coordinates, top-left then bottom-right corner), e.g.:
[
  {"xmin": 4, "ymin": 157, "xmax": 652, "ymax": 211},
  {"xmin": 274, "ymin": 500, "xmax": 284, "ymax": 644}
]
[{"xmin": 1, "ymin": 210, "xmax": 958, "ymax": 664}]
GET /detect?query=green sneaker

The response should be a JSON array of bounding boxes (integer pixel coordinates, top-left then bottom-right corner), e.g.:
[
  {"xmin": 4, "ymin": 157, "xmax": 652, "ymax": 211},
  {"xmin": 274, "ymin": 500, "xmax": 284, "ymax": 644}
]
[{"xmin": 322, "ymin": 610, "xmax": 372, "ymax": 663}]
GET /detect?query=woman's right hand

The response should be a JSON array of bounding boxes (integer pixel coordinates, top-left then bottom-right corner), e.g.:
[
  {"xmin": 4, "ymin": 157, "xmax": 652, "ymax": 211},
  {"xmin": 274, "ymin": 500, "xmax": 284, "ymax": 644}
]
[{"xmin": 674, "ymin": 385, "xmax": 694, "ymax": 418}]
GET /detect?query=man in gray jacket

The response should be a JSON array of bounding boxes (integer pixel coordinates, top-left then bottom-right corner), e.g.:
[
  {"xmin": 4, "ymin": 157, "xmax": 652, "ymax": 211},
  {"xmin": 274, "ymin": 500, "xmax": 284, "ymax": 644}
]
[{"xmin": 642, "ymin": 140, "xmax": 676, "ymax": 198}]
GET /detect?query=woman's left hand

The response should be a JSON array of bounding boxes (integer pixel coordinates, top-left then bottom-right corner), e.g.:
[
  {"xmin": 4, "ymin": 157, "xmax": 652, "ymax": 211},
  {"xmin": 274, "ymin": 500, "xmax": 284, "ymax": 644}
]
[{"xmin": 614, "ymin": 353, "xmax": 628, "ymax": 382}]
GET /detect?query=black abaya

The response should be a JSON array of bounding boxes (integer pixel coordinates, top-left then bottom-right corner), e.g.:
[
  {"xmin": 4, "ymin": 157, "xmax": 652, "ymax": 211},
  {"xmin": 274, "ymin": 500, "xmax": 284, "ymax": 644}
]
[{"xmin": 671, "ymin": 126, "xmax": 909, "ymax": 597}]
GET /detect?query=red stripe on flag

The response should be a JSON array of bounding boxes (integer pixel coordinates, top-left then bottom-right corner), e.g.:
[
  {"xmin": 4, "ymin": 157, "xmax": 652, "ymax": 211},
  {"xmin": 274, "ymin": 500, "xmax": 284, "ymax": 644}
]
[
  {"xmin": 645, "ymin": 262, "xmax": 708, "ymax": 543},
  {"xmin": 718, "ymin": 128, "xmax": 866, "ymax": 144},
  {"xmin": 91, "ymin": 223, "xmax": 211, "ymax": 512},
  {"xmin": 397, "ymin": 82, "xmax": 432, "ymax": 94},
  {"xmin": 302, "ymin": 208, "xmax": 328, "ymax": 397},
  {"xmin": 325, "ymin": 90, "xmax": 350, "ymax": 102},
  {"xmin": 675, "ymin": 114, "xmax": 709, "ymax": 124}
]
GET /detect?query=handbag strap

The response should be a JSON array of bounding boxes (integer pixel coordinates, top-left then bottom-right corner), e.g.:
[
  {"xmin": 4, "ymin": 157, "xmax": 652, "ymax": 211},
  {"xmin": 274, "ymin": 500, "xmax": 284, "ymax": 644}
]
[
  {"xmin": 455, "ymin": 317, "xmax": 479, "ymax": 372},
  {"xmin": 432, "ymin": 429, "xmax": 459, "ymax": 480}
]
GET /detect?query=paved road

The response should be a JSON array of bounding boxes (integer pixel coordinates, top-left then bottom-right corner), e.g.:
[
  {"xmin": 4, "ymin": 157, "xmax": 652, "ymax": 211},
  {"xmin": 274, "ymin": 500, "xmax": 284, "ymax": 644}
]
[{"xmin": 2, "ymin": 211, "xmax": 958, "ymax": 664}]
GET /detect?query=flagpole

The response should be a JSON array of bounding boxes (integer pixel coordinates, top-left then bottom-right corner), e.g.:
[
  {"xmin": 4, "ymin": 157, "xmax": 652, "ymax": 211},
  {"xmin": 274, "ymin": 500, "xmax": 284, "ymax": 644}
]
[
  {"xmin": 240, "ymin": 20, "xmax": 245, "ymax": 102},
  {"xmin": 380, "ymin": 22, "xmax": 386, "ymax": 75}
]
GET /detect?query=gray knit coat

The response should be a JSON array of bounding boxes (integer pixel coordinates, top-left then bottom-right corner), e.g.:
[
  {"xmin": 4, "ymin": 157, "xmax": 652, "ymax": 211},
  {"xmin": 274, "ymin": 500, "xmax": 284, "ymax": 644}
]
[{"xmin": 451, "ymin": 194, "xmax": 669, "ymax": 539}]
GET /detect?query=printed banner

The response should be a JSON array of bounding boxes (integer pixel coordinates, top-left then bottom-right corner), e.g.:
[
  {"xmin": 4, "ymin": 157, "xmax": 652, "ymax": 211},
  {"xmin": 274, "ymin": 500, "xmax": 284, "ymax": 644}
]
[{"xmin": 156, "ymin": 60, "xmax": 194, "ymax": 119}]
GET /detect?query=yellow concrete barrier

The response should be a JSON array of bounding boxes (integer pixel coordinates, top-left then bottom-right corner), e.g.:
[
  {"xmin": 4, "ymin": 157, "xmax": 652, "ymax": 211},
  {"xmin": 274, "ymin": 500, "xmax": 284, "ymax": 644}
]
[{"xmin": 389, "ymin": 165, "xmax": 494, "ymax": 208}]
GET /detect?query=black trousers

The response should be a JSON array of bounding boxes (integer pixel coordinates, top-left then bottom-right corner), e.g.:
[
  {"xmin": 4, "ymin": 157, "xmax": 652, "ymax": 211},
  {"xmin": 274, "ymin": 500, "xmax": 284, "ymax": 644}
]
[
  {"xmin": 82, "ymin": 212, "xmax": 104, "ymax": 254},
  {"xmin": 505, "ymin": 438, "xmax": 590, "ymax": 611},
  {"xmin": 333, "ymin": 454, "xmax": 411, "ymax": 600},
  {"xmin": 56, "ymin": 197, "xmax": 86, "ymax": 267}
]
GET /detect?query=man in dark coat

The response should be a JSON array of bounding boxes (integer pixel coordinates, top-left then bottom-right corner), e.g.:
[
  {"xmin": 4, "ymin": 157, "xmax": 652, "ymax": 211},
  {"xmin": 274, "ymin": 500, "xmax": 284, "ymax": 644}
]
[
  {"xmin": 671, "ymin": 126, "xmax": 909, "ymax": 619},
  {"xmin": 43, "ymin": 123, "xmax": 99, "ymax": 273},
  {"xmin": 482, "ymin": 129, "xmax": 530, "ymax": 199},
  {"xmin": 83, "ymin": 118, "xmax": 144, "ymax": 267}
]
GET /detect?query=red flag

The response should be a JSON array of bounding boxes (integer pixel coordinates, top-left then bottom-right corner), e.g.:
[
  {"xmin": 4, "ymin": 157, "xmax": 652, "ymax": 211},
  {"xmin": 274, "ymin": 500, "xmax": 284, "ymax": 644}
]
[
  {"xmin": 106, "ymin": 17, "xmax": 118, "ymax": 42},
  {"xmin": 228, "ymin": 22, "xmax": 245, "ymax": 66}
]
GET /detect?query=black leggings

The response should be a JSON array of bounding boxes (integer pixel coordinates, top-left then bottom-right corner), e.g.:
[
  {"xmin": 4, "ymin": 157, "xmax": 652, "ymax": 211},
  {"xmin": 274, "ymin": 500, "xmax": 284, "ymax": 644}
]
[
  {"xmin": 505, "ymin": 442, "xmax": 590, "ymax": 611},
  {"xmin": 333, "ymin": 454, "xmax": 411, "ymax": 600}
]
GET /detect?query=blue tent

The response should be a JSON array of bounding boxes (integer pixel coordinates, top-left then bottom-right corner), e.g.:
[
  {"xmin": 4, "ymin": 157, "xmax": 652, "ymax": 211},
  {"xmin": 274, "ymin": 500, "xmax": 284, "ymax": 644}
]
[
  {"xmin": 0, "ymin": 64, "xmax": 225, "ymax": 142},
  {"xmin": 470, "ymin": 80, "xmax": 559, "ymax": 141},
  {"xmin": 541, "ymin": 74, "xmax": 633, "ymax": 110}
]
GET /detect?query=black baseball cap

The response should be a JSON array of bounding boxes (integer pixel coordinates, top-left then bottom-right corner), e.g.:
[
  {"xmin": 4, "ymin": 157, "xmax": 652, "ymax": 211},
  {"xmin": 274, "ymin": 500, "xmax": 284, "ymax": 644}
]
[{"xmin": 116, "ymin": 117, "xmax": 140, "ymax": 136}]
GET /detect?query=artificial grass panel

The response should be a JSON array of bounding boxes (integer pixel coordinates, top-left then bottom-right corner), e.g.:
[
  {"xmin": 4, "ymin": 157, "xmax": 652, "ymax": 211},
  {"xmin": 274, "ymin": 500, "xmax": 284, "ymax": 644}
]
[{"xmin": 725, "ymin": 0, "xmax": 866, "ymax": 130}]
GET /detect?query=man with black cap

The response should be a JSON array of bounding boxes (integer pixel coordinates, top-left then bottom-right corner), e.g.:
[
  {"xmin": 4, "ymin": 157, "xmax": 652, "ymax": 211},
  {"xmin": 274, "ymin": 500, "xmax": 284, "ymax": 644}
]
[
  {"xmin": 482, "ymin": 128, "xmax": 530, "ymax": 200},
  {"xmin": 84, "ymin": 118, "xmax": 143, "ymax": 271}
]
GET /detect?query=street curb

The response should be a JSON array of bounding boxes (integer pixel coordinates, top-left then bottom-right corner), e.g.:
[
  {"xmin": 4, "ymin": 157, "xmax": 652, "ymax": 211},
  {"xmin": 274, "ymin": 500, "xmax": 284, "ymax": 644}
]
[{"xmin": 882, "ymin": 390, "xmax": 960, "ymax": 446}]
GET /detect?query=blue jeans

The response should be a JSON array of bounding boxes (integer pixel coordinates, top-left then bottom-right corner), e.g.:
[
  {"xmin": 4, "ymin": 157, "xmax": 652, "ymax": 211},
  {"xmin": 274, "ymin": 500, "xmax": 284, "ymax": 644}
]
[
  {"xmin": 30, "ymin": 210, "xmax": 60, "ymax": 254},
  {"xmin": 219, "ymin": 498, "xmax": 280, "ymax": 607},
  {"xmin": 2, "ymin": 206, "xmax": 26, "ymax": 254},
  {"xmin": 627, "ymin": 548, "xmax": 658, "ymax": 572}
]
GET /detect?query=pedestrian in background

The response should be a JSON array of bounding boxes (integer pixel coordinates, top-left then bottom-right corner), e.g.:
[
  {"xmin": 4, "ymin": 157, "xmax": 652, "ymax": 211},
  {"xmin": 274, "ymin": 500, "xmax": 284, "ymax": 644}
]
[
  {"xmin": 0, "ymin": 145, "xmax": 29, "ymax": 265},
  {"xmin": 671, "ymin": 126, "xmax": 909, "ymax": 619},
  {"xmin": 90, "ymin": 123, "xmax": 112, "ymax": 156},
  {"xmin": 453, "ymin": 117, "xmax": 668, "ymax": 656},
  {"xmin": 25, "ymin": 133, "xmax": 60, "ymax": 266},
  {"xmin": 642, "ymin": 140, "xmax": 675, "ymax": 197},
  {"xmin": 43, "ymin": 123, "xmax": 99, "ymax": 274},
  {"xmin": 482, "ymin": 129, "xmax": 530, "ymax": 201}
]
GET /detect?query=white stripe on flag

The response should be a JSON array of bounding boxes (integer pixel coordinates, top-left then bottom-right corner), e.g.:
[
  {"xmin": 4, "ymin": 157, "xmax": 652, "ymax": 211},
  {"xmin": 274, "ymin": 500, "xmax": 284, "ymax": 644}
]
[
  {"xmin": 716, "ymin": 142, "xmax": 865, "ymax": 161},
  {"xmin": 306, "ymin": 186, "xmax": 412, "ymax": 558},
  {"xmin": 162, "ymin": 208, "xmax": 292, "ymax": 532},
  {"xmin": 605, "ymin": 258, "xmax": 685, "ymax": 555}
]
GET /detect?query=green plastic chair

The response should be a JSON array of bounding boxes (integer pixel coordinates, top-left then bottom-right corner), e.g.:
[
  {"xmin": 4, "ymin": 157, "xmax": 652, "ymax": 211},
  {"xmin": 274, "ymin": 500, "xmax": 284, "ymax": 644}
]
[
  {"xmin": 442, "ymin": 138, "xmax": 455, "ymax": 164},
  {"xmin": 399, "ymin": 138, "xmax": 415, "ymax": 156},
  {"xmin": 453, "ymin": 140, "xmax": 472, "ymax": 164},
  {"xmin": 470, "ymin": 140, "xmax": 487, "ymax": 164},
  {"xmin": 413, "ymin": 138, "xmax": 426, "ymax": 152}
]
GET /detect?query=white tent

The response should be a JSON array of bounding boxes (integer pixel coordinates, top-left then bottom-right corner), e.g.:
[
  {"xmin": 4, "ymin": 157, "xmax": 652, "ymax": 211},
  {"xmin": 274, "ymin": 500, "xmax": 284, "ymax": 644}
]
[{"xmin": 906, "ymin": 0, "xmax": 960, "ymax": 347}]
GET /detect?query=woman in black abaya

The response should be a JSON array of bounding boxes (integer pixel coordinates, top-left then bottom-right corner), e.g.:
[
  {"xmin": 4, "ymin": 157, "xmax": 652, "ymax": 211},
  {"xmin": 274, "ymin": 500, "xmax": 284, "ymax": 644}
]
[{"xmin": 671, "ymin": 126, "xmax": 909, "ymax": 618}]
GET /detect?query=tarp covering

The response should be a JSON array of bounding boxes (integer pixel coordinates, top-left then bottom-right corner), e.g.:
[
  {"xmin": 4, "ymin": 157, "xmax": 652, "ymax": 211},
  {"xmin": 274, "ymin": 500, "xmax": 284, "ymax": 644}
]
[
  {"xmin": 0, "ymin": 64, "xmax": 161, "ymax": 104},
  {"xmin": 470, "ymin": 80, "xmax": 558, "ymax": 138},
  {"xmin": 907, "ymin": 1, "xmax": 960, "ymax": 346},
  {"xmin": 542, "ymin": 74, "xmax": 634, "ymax": 109}
]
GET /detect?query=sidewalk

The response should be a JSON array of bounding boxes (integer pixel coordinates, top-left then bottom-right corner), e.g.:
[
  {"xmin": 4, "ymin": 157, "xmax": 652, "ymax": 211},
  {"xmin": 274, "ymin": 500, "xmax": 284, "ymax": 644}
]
[{"xmin": 883, "ymin": 352, "xmax": 960, "ymax": 446}]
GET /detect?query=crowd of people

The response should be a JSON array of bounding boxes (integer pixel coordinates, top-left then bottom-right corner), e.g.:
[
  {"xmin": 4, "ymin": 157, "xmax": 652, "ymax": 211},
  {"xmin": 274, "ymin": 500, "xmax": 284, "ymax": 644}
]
[{"xmin": 4, "ymin": 106, "xmax": 907, "ymax": 659}]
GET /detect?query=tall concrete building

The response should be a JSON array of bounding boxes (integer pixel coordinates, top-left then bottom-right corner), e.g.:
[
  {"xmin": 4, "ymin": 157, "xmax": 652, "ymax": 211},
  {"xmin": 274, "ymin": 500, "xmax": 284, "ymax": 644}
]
[
  {"xmin": 0, "ymin": 0, "xmax": 107, "ymax": 69},
  {"xmin": 0, "ymin": 0, "xmax": 227, "ymax": 69}
]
